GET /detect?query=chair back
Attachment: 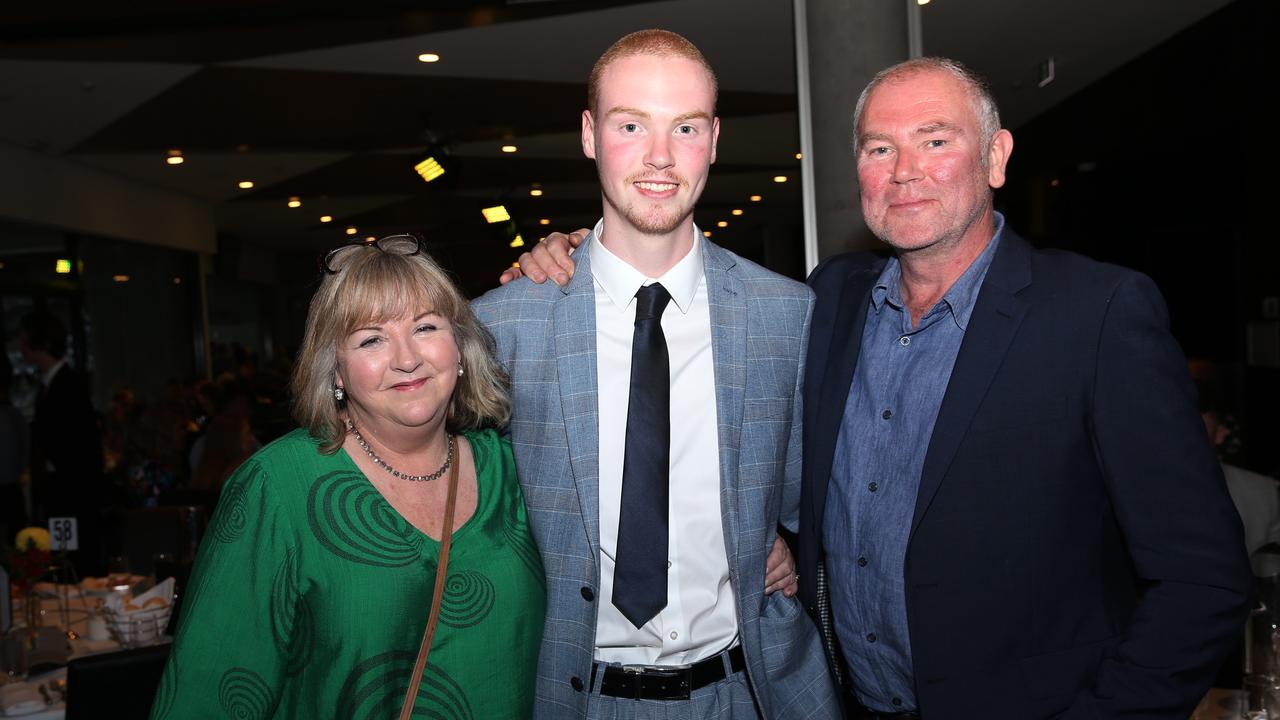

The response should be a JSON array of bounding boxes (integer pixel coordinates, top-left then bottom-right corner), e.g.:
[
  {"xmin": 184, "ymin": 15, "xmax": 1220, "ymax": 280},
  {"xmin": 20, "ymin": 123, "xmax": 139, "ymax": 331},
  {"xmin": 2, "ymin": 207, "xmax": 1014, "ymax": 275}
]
[{"xmin": 65, "ymin": 643, "xmax": 171, "ymax": 720}]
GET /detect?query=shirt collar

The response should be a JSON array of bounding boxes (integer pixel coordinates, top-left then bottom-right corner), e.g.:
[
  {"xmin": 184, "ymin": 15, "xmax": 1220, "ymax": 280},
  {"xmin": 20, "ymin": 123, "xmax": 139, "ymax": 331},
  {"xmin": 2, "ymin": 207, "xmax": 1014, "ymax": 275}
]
[
  {"xmin": 588, "ymin": 219, "xmax": 703, "ymax": 314},
  {"xmin": 869, "ymin": 211, "xmax": 1006, "ymax": 331}
]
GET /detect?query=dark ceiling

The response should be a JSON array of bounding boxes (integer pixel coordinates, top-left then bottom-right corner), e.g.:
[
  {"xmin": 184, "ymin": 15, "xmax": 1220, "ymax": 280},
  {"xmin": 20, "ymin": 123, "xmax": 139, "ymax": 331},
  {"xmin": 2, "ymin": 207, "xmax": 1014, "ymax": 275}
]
[{"xmin": 0, "ymin": 0, "xmax": 1232, "ymax": 293}]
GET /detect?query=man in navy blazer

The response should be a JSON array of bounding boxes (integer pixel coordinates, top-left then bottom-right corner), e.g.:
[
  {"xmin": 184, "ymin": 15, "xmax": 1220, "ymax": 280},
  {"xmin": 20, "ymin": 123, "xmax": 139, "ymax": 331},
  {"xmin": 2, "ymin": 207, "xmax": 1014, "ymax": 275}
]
[{"xmin": 797, "ymin": 58, "xmax": 1251, "ymax": 718}]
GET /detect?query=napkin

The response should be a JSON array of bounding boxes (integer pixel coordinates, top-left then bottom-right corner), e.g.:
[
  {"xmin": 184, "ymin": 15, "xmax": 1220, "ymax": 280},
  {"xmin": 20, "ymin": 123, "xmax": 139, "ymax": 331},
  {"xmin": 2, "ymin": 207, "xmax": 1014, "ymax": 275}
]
[
  {"xmin": 103, "ymin": 577, "xmax": 174, "ymax": 615},
  {"xmin": 0, "ymin": 681, "xmax": 43, "ymax": 717}
]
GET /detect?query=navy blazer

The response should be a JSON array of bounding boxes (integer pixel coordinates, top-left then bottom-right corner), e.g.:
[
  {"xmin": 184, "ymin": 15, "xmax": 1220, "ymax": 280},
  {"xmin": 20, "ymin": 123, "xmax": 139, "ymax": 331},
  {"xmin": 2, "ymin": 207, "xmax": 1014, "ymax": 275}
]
[{"xmin": 797, "ymin": 229, "xmax": 1251, "ymax": 719}]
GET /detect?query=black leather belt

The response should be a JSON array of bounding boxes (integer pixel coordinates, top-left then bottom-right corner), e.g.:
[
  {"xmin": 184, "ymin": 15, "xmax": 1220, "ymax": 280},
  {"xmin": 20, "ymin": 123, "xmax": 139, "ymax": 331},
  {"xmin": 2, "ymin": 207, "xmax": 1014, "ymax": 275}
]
[{"xmin": 594, "ymin": 645, "xmax": 746, "ymax": 701}]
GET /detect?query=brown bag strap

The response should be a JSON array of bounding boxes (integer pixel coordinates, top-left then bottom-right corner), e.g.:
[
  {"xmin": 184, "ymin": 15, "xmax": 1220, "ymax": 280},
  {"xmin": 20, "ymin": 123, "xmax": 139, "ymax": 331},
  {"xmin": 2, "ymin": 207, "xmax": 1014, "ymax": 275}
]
[{"xmin": 399, "ymin": 439, "xmax": 462, "ymax": 720}]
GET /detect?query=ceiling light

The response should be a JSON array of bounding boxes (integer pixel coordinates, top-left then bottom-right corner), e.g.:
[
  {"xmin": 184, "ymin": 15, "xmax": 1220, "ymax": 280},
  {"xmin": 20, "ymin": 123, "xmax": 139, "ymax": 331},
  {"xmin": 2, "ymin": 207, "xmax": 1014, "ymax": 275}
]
[
  {"xmin": 512, "ymin": 261, "xmax": 521, "ymax": 269},
  {"xmin": 112, "ymin": 274, "xmax": 130, "ymax": 283},
  {"xmin": 731, "ymin": 209, "xmax": 743, "ymax": 216},
  {"xmin": 539, "ymin": 218, "xmax": 550, "ymax": 225},
  {"xmin": 346, "ymin": 226, "xmax": 358, "ymax": 236},
  {"xmin": 482, "ymin": 205, "xmax": 511, "ymax": 224},
  {"xmin": 1050, "ymin": 178, "xmax": 1060, "ymax": 187},
  {"xmin": 414, "ymin": 156, "xmax": 446, "ymax": 183},
  {"xmin": 501, "ymin": 145, "xmax": 518, "ymax": 153},
  {"xmin": 166, "ymin": 149, "xmax": 184, "ymax": 165},
  {"xmin": 750, "ymin": 195, "xmax": 762, "ymax": 202},
  {"xmin": 173, "ymin": 277, "xmax": 182, "ymax": 284},
  {"xmin": 320, "ymin": 215, "xmax": 333, "ymax": 223},
  {"xmin": 717, "ymin": 221, "xmax": 728, "ymax": 228},
  {"xmin": 773, "ymin": 175, "xmax": 788, "ymax": 183},
  {"xmin": 365, "ymin": 236, "xmax": 377, "ymax": 242},
  {"xmin": 530, "ymin": 185, "xmax": 543, "ymax": 197},
  {"xmin": 795, "ymin": 152, "xmax": 803, "ymax": 160},
  {"xmin": 417, "ymin": 53, "xmax": 440, "ymax": 63},
  {"xmin": 510, "ymin": 235, "xmax": 526, "ymax": 248},
  {"xmin": 55, "ymin": 259, "xmax": 72, "ymax": 274},
  {"xmin": 238, "ymin": 180, "xmax": 254, "ymax": 189},
  {"xmin": 703, "ymin": 231, "xmax": 712, "ymax": 238},
  {"xmin": 287, "ymin": 196, "xmax": 301, "ymax": 208},
  {"xmin": 917, "ymin": 0, "xmax": 930, "ymax": 5}
]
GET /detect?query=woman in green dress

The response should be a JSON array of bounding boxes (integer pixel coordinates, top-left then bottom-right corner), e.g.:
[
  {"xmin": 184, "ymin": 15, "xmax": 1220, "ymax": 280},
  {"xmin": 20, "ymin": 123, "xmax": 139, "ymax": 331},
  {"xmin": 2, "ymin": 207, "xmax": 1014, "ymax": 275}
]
[{"xmin": 152, "ymin": 236, "xmax": 545, "ymax": 719}]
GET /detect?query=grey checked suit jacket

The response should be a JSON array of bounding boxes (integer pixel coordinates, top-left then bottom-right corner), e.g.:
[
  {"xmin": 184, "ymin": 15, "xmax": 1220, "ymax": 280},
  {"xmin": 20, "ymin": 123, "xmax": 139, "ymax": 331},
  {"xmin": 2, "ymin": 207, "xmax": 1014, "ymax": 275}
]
[{"xmin": 473, "ymin": 235, "xmax": 839, "ymax": 719}]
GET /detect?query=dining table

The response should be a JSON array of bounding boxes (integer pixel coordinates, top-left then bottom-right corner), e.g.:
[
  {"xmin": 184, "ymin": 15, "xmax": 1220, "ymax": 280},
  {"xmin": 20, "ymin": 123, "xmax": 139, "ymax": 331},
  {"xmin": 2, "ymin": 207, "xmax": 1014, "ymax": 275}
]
[{"xmin": 3, "ymin": 580, "xmax": 170, "ymax": 719}]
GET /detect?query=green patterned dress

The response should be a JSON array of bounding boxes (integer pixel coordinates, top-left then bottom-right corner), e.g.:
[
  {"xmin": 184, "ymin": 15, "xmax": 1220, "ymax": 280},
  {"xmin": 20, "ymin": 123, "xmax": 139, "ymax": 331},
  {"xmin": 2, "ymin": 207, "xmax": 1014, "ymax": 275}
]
[{"xmin": 151, "ymin": 428, "xmax": 545, "ymax": 719}]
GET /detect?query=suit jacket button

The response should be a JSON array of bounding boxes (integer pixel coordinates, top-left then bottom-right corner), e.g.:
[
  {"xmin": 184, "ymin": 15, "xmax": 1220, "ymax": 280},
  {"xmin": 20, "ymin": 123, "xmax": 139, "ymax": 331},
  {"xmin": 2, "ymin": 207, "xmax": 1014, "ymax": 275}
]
[
  {"xmin": 581, "ymin": 586, "xmax": 595, "ymax": 602},
  {"xmin": 570, "ymin": 676, "xmax": 584, "ymax": 692}
]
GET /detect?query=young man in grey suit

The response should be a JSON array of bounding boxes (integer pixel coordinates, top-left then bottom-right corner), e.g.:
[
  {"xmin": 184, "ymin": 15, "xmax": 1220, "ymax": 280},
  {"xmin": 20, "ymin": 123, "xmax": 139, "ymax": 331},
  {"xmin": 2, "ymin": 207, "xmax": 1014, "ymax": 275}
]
[{"xmin": 474, "ymin": 29, "xmax": 838, "ymax": 720}]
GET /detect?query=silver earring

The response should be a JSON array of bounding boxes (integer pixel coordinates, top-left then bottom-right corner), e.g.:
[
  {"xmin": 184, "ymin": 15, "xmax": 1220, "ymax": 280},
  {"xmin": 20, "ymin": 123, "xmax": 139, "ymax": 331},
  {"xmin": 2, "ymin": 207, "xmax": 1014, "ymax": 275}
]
[
  {"xmin": 333, "ymin": 386, "xmax": 345, "ymax": 401},
  {"xmin": 457, "ymin": 364, "xmax": 465, "ymax": 377}
]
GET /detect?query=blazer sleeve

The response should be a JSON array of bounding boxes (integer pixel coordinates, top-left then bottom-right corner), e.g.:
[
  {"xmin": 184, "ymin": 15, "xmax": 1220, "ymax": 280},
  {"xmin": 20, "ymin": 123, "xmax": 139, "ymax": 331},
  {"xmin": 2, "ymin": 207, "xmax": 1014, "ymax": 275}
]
[{"xmin": 1065, "ymin": 272, "xmax": 1251, "ymax": 718}]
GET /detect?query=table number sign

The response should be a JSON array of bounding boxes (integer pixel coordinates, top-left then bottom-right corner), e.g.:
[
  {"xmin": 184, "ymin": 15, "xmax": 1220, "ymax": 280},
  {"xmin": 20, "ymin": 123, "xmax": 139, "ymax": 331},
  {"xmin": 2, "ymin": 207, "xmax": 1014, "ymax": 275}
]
[{"xmin": 48, "ymin": 517, "xmax": 79, "ymax": 551}]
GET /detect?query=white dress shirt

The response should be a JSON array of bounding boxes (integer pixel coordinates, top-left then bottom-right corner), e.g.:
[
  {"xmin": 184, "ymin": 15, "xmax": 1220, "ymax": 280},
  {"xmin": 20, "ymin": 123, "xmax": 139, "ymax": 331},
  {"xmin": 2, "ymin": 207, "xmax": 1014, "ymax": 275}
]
[{"xmin": 590, "ymin": 220, "xmax": 738, "ymax": 665}]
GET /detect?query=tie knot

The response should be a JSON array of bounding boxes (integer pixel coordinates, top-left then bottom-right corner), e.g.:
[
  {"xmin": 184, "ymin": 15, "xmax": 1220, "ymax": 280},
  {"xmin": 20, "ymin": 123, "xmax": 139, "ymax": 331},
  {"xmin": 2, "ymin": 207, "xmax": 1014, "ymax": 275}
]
[{"xmin": 635, "ymin": 283, "xmax": 672, "ymax": 322}]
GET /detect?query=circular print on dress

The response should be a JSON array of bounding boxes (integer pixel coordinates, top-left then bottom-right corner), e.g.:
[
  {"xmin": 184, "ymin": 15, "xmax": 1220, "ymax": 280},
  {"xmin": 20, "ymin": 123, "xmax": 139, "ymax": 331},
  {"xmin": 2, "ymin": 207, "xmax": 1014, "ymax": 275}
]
[
  {"xmin": 218, "ymin": 667, "xmax": 274, "ymax": 720},
  {"xmin": 307, "ymin": 470, "xmax": 422, "ymax": 567},
  {"xmin": 337, "ymin": 651, "xmax": 473, "ymax": 720},
  {"xmin": 439, "ymin": 571, "xmax": 495, "ymax": 628},
  {"xmin": 270, "ymin": 547, "xmax": 315, "ymax": 676}
]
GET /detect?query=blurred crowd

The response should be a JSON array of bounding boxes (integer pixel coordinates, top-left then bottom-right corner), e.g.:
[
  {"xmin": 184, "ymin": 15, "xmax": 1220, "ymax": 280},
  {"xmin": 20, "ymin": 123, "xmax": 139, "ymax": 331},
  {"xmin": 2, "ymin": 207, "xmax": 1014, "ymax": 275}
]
[{"xmin": 1, "ymin": 315, "xmax": 293, "ymax": 575}]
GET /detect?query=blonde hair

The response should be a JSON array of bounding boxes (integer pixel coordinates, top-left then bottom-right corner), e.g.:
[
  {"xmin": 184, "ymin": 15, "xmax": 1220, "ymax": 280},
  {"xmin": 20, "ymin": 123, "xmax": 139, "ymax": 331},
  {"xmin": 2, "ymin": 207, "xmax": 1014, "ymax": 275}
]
[
  {"xmin": 290, "ymin": 237, "xmax": 510, "ymax": 454},
  {"xmin": 588, "ymin": 29, "xmax": 718, "ymax": 116}
]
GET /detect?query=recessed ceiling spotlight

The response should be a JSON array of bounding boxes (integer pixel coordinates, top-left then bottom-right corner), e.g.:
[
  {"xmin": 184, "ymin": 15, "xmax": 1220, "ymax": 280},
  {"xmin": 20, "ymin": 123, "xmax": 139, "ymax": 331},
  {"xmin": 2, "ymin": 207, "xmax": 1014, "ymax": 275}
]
[
  {"xmin": 917, "ymin": 0, "xmax": 930, "ymax": 5},
  {"xmin": 731, "ymin": 209, "xmax": 743, "ymax": 216},
  {"xmin": 530, "ymin": 184, "xmax": 543, "ymax": 197},
  {"xmin": 795, "ymin": 152, "xmax": 803, "ymax": 160},
  {"xmin": 346, "ymin": 226, "xmax": 358, "ymax": 235},
  {"xmin": 703, "ymin": 231, "xmax": 712, "ymax": 237},
  {"xmin": 510, "ymin": 235, "xmax": 526, "ymax": 248},
  {"xmin": 418, "ymin": 53, "xmax": 440, "ymax": 63},
  {"xmin": 716, "ymin": 221, "xmax": 728, "ymax": 228},
  {"xmin": 773, "ymin": 175, "xmax": 788, "ymax": 183},
  {"xmin": 238, "ymin": 180, "xmax": 254, "ymax": 189},
  {"xmin": 539, "ymin": 218, "xmax": 550, "ymax": 226},
  {"xmin": 365, "ymin": 236, "xmax": 377, "ymax": 242},
  {"xmin": 501, "ymin": 145, "xmax": 518, "ymax": 153},
  {"xmin": 320, "ymin": 215, "xmax": 333, "ymax": 223},
  {"xmin": 750, "ymin": 195, "xmax": 762, "ymax": 202},
  {"xmin": 287, "ymin": 196, "xmax": 301, "ymax": 208},
  {"xmin": 112, "ymin": 274, "xmax": 130, "ymax": 283},
  {"xmin": 166, "ymin": 149, "xmax": 184, "ymax": 165}
]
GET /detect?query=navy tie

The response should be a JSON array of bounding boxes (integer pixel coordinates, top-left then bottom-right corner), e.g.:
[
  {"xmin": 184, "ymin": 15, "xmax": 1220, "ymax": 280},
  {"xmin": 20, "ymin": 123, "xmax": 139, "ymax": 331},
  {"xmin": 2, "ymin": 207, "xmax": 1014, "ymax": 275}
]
[{"xmin": 613, "ymin": 282, "xmax": 672, "ymax": 628}]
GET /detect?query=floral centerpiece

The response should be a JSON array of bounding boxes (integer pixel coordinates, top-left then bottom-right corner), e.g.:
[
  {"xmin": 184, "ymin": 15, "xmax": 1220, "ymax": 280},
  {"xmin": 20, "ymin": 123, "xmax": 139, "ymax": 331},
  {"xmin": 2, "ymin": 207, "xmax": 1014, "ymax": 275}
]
[{"xmin": 7, "ymin": 527, "xmax": 52, "ymax": 627}]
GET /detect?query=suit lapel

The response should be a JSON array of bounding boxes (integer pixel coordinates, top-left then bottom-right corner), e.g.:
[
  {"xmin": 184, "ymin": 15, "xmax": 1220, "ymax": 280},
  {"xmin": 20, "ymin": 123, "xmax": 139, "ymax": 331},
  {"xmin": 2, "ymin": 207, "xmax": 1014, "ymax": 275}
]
[
  {"xmin": 809, "ymin": 262, "xmax": 881, "ymax": 529},
  {"xmin": 910, "ymin": 232, "xmax": 1033, "ymax": 535},
  {"xmin": 703, "ymin": 239, "xmax": 746, "ymax": 563},
  {"xmin": 554, "ymin": 242, "xmax": 603, "ymax": 557}
]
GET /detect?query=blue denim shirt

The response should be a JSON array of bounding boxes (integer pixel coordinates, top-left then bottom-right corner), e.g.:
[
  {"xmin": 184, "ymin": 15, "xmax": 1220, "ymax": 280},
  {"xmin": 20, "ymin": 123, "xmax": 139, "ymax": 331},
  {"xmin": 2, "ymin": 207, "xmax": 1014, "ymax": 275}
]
[{"xmin": 823, "ymin": 216, "xmax": 1004, "ymax": 712}]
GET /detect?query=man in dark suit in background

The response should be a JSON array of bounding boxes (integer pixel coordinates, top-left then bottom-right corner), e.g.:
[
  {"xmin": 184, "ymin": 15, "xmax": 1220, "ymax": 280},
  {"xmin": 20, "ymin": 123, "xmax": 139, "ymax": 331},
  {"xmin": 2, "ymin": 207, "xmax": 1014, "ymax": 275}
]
[
  {"xmin": 19, "ymin": 311, "xmax": 105, "ymax": 572},
  {"xmin": 797, "ymin": 57, "xmax": 1251, "ymax": 719}
]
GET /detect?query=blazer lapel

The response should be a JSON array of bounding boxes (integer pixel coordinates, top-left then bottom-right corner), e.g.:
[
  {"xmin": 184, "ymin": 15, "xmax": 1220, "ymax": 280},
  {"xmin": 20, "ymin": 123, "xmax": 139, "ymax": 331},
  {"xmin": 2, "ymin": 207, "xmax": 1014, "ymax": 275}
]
[
  {"xmin": 554, "ymin": 242, "xmax": 603, "ymax": 557},
  {"xmin": 910, "ymin": 231, "xmax": 1033, "ymax": 535},
  {"xmin": 703, "ymin": 239, "xmax": 746, "ymax": 563},
  {"xmin": 809, "ymin": 262, "xmax": 882, "ymax": 529}
]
